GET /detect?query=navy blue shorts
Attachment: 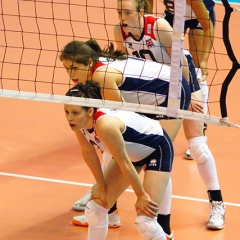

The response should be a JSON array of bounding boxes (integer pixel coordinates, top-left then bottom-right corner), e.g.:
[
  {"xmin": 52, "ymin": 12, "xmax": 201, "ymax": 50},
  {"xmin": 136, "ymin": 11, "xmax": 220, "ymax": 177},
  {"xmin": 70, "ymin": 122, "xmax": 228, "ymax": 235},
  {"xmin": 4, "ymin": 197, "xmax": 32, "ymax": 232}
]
[
  {"xmin": 184, "ymin": 53, "xmax": 200, "ymax": 93},
  {"xmin": 132, "ymin": 129, "xmax": 174, "ymax": 172},
  {"xmin": 163, "ymin": 4, "xmax": 216, "ymax": 31}
]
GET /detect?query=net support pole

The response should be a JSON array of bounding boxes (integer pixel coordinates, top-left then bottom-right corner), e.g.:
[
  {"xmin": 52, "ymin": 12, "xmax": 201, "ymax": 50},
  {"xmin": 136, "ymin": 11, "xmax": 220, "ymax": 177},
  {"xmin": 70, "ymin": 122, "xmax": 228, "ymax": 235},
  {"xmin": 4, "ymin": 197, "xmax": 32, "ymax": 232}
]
[{"xmin": 167, "ymin": 0, "xmax": 186, "ymax": 117}]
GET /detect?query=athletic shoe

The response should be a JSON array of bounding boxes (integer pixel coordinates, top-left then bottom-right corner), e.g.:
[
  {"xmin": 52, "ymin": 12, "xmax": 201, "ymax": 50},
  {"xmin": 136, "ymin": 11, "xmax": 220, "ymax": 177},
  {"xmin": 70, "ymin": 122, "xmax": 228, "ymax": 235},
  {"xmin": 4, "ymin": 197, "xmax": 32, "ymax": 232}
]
[
  {"xmin": 165, "ymin": 230, "xmax": 174, "ymax": 240},
  {"xmin": 72, "ymin": 210, "xmax": 121, "ymax": 228},
  {"xmin": 184, "ymin": 149, "xmax": 193, "ymax": 160},
  {"xmin": 207, "ymin": 201, "xmax": 225, "ymax": 230},
  {"xmin": 72, "ymin": 190, "xmax": 91, "ymax": 211}
]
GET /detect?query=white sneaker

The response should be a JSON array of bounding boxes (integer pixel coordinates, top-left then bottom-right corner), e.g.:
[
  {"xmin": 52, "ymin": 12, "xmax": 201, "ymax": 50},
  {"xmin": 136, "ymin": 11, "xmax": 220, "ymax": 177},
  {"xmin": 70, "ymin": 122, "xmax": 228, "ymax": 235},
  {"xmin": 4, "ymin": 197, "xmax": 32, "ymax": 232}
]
[
  {"xmin": 207, "ymin": 201, "xmax": 225, "ymax": 230},
  {"xmin": 72, "ymin": 210, "xmax": 121, "ymax": 228},
  {"xmin": 165, "ymin": 230, "xmax": 174, "ymax": 240},
  {"xmin": 72, "ymin": 190, "xmax": 91, "ymax": 211},
  {"xmin": 184, "ymin": 149, "xmax": 193, "ymax": 160}
]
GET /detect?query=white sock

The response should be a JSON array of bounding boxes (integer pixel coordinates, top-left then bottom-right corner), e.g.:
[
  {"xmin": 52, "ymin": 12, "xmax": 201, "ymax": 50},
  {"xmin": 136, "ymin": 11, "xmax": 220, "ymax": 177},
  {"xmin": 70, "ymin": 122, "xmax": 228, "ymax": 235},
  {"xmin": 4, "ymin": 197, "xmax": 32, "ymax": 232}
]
[
  {"xmin": 86, "ymin": 201, "xmax": 109, "ymax": 240},
  {"xmin": 158, "ymin": 178, "xmax": 172, "ymax": 215}
]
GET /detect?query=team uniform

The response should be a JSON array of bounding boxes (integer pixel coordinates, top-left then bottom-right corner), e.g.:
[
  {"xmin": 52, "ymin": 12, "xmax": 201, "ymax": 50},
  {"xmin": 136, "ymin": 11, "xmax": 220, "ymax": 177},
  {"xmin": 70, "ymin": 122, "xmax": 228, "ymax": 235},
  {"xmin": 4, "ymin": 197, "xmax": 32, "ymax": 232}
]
[
  {"xmin": 119, "ymin": 15, "xmax": 200, "ymax": 93},
  {"xmin": 81, "ymin": 108, "xmax": 174, "ymax": 172},
  {"xmin": 92, "ymin": 56, "xmax": 191, "ymax": 114},
  {"xmin": 161, "ymin": 0, "xmax": 216, "ymax": 29}
]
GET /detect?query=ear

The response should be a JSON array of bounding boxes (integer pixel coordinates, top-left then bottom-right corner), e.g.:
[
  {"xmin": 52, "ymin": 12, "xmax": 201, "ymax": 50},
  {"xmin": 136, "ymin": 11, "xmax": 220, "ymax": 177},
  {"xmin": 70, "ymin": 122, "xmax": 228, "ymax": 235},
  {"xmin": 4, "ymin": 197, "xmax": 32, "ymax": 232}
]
[
  {"xmin": 139, "ymin": 9, "xmax": 144, "ymax": 17},
  {"xmin": 87, "ymin": 107, "xmax": 94, "ymax": 117},
  {"xmin": 88, "ymin": 58, "xmax": 93, "ymax": 69}
]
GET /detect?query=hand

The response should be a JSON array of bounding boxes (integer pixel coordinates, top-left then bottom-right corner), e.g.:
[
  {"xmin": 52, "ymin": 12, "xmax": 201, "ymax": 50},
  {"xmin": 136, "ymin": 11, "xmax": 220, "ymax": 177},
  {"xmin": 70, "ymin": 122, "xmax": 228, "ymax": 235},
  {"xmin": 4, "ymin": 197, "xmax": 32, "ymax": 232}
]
[
  {"xmin": 189, "ymin": 100, "xmax": 204, "ymax": 113},
  {"xmin": 90, "ymin": 184, "xmax": 108, "ymax": 208},
  {"xmin": 135, "ymin": 193, "xmax": 159, "ymax": 218}
]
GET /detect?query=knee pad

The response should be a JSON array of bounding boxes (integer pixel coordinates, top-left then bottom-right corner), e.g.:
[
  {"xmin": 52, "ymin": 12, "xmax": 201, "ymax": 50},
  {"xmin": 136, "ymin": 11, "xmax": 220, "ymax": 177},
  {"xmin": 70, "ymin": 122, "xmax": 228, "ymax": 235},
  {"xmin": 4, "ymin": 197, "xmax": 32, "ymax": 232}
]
[
  {"xmin": 135, "ymin": 216, "xmax": 159, "ymax": 240},
  {"xmin": 85, "ymin": 200, "xmax": 109, "ymax": 227},
  {"xmin": 188, "ymin": 136, "xmax": 210, "ymax": 164}
]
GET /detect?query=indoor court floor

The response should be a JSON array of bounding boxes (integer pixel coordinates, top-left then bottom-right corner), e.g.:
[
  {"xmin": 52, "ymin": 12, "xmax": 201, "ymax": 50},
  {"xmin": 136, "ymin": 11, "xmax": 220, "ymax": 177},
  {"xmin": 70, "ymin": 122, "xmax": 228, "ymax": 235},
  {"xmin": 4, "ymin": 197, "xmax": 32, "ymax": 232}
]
[{"xmin": 0, "ymin": 1, "xmax": 240, "ymax": 239}]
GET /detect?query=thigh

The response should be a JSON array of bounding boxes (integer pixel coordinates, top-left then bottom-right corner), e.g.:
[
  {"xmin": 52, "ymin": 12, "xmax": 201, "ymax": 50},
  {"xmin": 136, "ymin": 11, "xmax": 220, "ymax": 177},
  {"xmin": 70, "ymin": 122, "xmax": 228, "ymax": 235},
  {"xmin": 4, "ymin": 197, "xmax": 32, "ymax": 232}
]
[
  {"xmin": 159, "ymin": 119, "xmax": 183, "ymax": 142},
  {"xmin": 142, "ymin": 170, "xmax": 170, "ymax": 207},
  {"xmin": 188, "ymin": 28, "xmax": 204, "ymax": 67},
  {"xmin": 100, "ymin": 159, "xmax": 142, "ymax": 208}
]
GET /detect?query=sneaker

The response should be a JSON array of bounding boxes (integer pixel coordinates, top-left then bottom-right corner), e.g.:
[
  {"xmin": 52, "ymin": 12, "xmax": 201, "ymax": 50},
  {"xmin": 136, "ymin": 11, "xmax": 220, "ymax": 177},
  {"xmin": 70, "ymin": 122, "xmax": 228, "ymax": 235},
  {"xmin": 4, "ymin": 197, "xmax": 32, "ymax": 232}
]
[
  {"xmin": 184, "ymin": 149, "xmax": 193, "ymax": 160},
  {"xmin": 72, "ymin": 190, "xmax": 91, "ymax": 211},
  {"xmin": 72, "ymin": 210, "xmax": 121, "ymax": 228},
  {"xmin": 207, "ymin": 201, "xmax": 225, "ymax": 230},
  {"xmin": 165, "ymin": 230, "xmax": 174, "ymax": 240}
]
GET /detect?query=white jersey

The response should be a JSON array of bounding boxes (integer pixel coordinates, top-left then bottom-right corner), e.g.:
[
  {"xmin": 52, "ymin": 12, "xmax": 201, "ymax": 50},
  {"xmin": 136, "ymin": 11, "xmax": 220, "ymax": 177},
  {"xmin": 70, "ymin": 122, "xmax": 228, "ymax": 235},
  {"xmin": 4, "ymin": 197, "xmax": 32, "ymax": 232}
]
[
  {"xmin": 119, "ymin": 15, "xmax": 171, "ymax": 64},
  {"xmin": 81, "ymin": 108, "xmax": 164, "ymax": 162},
  {"xmin": 93, "ymin": 57, "xmax": 172, "ymax": 106}
]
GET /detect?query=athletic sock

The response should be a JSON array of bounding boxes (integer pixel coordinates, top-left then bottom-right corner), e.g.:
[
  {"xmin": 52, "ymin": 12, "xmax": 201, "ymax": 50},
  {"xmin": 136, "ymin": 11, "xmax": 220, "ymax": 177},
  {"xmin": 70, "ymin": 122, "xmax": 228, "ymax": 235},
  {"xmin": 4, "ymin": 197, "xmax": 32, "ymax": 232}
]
[
  {"xmin": 208, "ymin": 190, "xmax": 223, "ymax": 202},
  {"xmin": 108, "ymin": 202, "xmax": 117, "ymax": 214},
  {"xmin": 157, "ymin": 214, "xmax": 171, "ymax": 235}
]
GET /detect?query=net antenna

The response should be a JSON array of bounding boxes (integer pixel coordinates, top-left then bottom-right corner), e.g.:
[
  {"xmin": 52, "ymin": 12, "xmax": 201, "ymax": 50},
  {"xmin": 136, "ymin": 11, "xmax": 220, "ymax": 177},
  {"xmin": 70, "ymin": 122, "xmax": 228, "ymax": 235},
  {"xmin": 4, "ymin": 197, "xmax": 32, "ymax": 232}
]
[{"xmin": 220, "ymin": 0, "xmax": 240, "ymax": 126}]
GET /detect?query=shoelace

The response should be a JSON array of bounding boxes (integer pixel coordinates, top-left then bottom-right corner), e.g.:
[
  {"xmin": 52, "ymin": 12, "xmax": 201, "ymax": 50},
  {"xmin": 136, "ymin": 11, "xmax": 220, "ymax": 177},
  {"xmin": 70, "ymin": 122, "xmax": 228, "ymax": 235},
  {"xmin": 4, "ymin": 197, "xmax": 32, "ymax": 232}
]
[{"xmin": 210, "ymin": 201, "xmax": 224, "ymax": 217}]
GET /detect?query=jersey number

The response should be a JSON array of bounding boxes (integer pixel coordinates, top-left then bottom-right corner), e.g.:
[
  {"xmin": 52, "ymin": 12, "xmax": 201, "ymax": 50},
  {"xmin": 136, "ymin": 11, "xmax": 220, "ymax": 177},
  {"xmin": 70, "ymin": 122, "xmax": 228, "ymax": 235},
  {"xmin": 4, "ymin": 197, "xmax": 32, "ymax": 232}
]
[{"xmin": 132, "ymin": 50, "xmax": 157, "ymax": 62}]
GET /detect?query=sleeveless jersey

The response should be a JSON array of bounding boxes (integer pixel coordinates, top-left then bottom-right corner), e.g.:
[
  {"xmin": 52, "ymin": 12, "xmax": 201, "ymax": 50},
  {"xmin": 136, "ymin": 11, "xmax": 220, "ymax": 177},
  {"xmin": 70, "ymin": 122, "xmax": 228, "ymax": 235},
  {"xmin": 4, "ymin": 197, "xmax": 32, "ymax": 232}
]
[
  {"xmin": 120, "ymin": 15, "xmax": 171, "ymax": 65},
  {"xmin": 93, "ymin": 57, "xmax": 190, "ymax": 110},
  {"xmin": 81, "ymin": 108, "xmax": 166, "ymax": 162}
]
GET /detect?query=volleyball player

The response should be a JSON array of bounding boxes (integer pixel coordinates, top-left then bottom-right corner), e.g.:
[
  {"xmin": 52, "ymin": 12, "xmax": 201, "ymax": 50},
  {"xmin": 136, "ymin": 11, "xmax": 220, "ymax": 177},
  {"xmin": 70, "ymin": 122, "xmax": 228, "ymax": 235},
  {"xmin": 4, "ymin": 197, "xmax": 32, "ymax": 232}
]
[
  {"xmin": 113, "ymin": 0, "xmax": 225, "ymax": 231},
  {"xmin": 159, "ymin": 0, "xmax": 214, "ymax": 159},
  {"xmin": 59, "ymin": 38, "xmax": 191, "ymax": 239},
  {"xmin": 64, "ymin": 80, "xmax": 174, "ymax": 240}
]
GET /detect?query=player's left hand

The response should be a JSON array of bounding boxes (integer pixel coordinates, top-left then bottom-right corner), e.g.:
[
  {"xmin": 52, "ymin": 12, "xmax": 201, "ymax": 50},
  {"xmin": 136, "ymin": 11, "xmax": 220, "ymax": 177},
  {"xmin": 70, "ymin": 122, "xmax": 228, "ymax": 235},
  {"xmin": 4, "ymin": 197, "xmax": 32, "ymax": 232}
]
[
  {"xmin": 189, "ymin": 100, "xmax": 204, "ymax": 113},
  {"xmin": 135, "ymin": 193, "xmax": 159, "ymax": 218}
]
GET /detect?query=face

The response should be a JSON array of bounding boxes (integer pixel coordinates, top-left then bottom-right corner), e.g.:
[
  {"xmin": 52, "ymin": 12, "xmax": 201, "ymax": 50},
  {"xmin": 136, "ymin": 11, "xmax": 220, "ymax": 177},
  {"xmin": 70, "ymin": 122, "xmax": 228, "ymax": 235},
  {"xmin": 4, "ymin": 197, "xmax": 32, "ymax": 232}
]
[
  {"xmin": 117, "ymin": 0, "xmax": 142, "ymax": 33},
  {"xmin": 62, "ymin": 59, "xmax": 92, "ymax": 85},
  {"xmin": 64, "ymin": 105, "xmax": 94, "ymax": 130}
]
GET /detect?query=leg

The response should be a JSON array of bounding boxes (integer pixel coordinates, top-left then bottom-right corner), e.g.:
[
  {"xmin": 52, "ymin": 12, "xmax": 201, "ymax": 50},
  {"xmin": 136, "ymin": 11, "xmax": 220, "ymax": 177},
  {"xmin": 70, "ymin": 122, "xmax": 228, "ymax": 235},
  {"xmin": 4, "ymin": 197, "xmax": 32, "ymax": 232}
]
[
  {"xmin": 183, "ymin": 114, "xmax": 225, "ymax": 229},
  {"xmin": 86, "ymin": 159, "xmax": 142, "ymax": 240},
  {"xmin": 135, "ymin": 171, "xmax": 170, "ymax": 240}
]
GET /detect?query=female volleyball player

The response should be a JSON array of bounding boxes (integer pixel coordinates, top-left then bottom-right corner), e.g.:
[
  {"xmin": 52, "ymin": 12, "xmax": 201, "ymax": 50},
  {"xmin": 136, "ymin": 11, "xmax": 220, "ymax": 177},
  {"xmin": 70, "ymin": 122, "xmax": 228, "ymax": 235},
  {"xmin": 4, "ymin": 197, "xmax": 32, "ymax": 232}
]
[
  {"xmin": 160, "ymin": 0, "xmax": 215, "ymax": 159},
  {"xmin": 59, "ymin": 38, "xmax": 190, "ymax": 239},
  {"xmin": 114, "ymin": 0, "xmax": 225, "ymax": 231},
  {"xmin": 64, "ymin": 81, "xmax": 174, "ymax": 240}
]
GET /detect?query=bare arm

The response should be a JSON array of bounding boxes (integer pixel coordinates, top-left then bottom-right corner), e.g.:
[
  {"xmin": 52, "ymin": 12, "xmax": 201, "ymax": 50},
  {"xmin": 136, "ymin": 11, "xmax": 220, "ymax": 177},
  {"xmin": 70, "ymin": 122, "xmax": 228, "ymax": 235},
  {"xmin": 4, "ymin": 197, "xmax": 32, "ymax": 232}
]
[
  {"xmin": 155, "ymin": 18, "xmax": 189, "ymax": 82},
  {"xmin": 96, "ymin": 117, "xmax": 158, "ymax": 217},
  {"xmin": 74, "ymin": 130, "xmax": 106, "ymax": 191},
  {"xmin": 92, "ymin": 68, "xmax": 126, "ymax": 102},
  {"xmin": 187, "ymin": 0, "xmax": 214, "ymax": 77}
]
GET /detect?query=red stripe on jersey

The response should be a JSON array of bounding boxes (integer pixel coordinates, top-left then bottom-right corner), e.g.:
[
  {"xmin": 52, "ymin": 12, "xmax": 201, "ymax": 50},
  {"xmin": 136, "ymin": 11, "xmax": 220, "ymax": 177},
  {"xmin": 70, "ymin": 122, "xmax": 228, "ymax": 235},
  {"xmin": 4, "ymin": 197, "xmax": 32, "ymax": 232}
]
[
  {"xmin": 143, "ymin": 15, "xmax": 158, "ymax": 40},
  {"xmin": 92, "ymin": 61, "xmax": 105, "ymax": 75},
  {"xmin": 94, "ymin": 110, "xmax": 106, "ymax": 122}
]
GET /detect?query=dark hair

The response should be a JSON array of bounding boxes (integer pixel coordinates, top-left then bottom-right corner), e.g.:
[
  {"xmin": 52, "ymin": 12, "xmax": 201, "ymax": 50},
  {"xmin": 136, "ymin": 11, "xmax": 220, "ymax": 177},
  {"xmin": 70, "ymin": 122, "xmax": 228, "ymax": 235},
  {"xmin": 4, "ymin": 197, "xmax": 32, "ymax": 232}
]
[
  {"xmin": 66, "ymin": 81, "xmax": 102, "ymax": 111},
  {"xmin": 59, "ymin": 39, "xmax": 126, "ymax": 66},
  {"xmin": 66, "ymin": 80, "xmax": 102, "ymax": 99}
]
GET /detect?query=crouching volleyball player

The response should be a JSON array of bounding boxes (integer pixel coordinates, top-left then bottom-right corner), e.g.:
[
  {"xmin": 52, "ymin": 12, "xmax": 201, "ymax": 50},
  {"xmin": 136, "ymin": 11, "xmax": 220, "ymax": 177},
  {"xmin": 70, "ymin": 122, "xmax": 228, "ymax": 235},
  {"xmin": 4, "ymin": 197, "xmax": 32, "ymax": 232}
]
[{"xmin": 64, "ymin": 81, "xmax": 174, "ymax": 240}]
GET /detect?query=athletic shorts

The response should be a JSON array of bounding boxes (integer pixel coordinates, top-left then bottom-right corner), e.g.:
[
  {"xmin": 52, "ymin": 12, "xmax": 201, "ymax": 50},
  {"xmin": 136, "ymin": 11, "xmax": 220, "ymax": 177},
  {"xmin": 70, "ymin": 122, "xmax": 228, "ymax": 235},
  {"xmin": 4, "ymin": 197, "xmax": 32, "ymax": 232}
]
[
  {"xmin": 132, "ymin": 129, "xmax": 173, "ymax": 172},
  {"xmin": 163, "ymin": 5, "xmax": 216, "ymax": 31},
  {"xmin": 184, "ymin": 52, "xmax": 200, "ymax": 92}
]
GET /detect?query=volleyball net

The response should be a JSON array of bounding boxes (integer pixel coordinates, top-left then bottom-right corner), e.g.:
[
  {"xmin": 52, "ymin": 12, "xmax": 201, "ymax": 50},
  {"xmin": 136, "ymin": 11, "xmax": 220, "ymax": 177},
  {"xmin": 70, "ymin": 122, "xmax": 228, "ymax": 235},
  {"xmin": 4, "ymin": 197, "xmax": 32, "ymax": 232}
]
[{"xmin": 0, "ymin": 0, "xmax": 239, "ymax": 128}]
